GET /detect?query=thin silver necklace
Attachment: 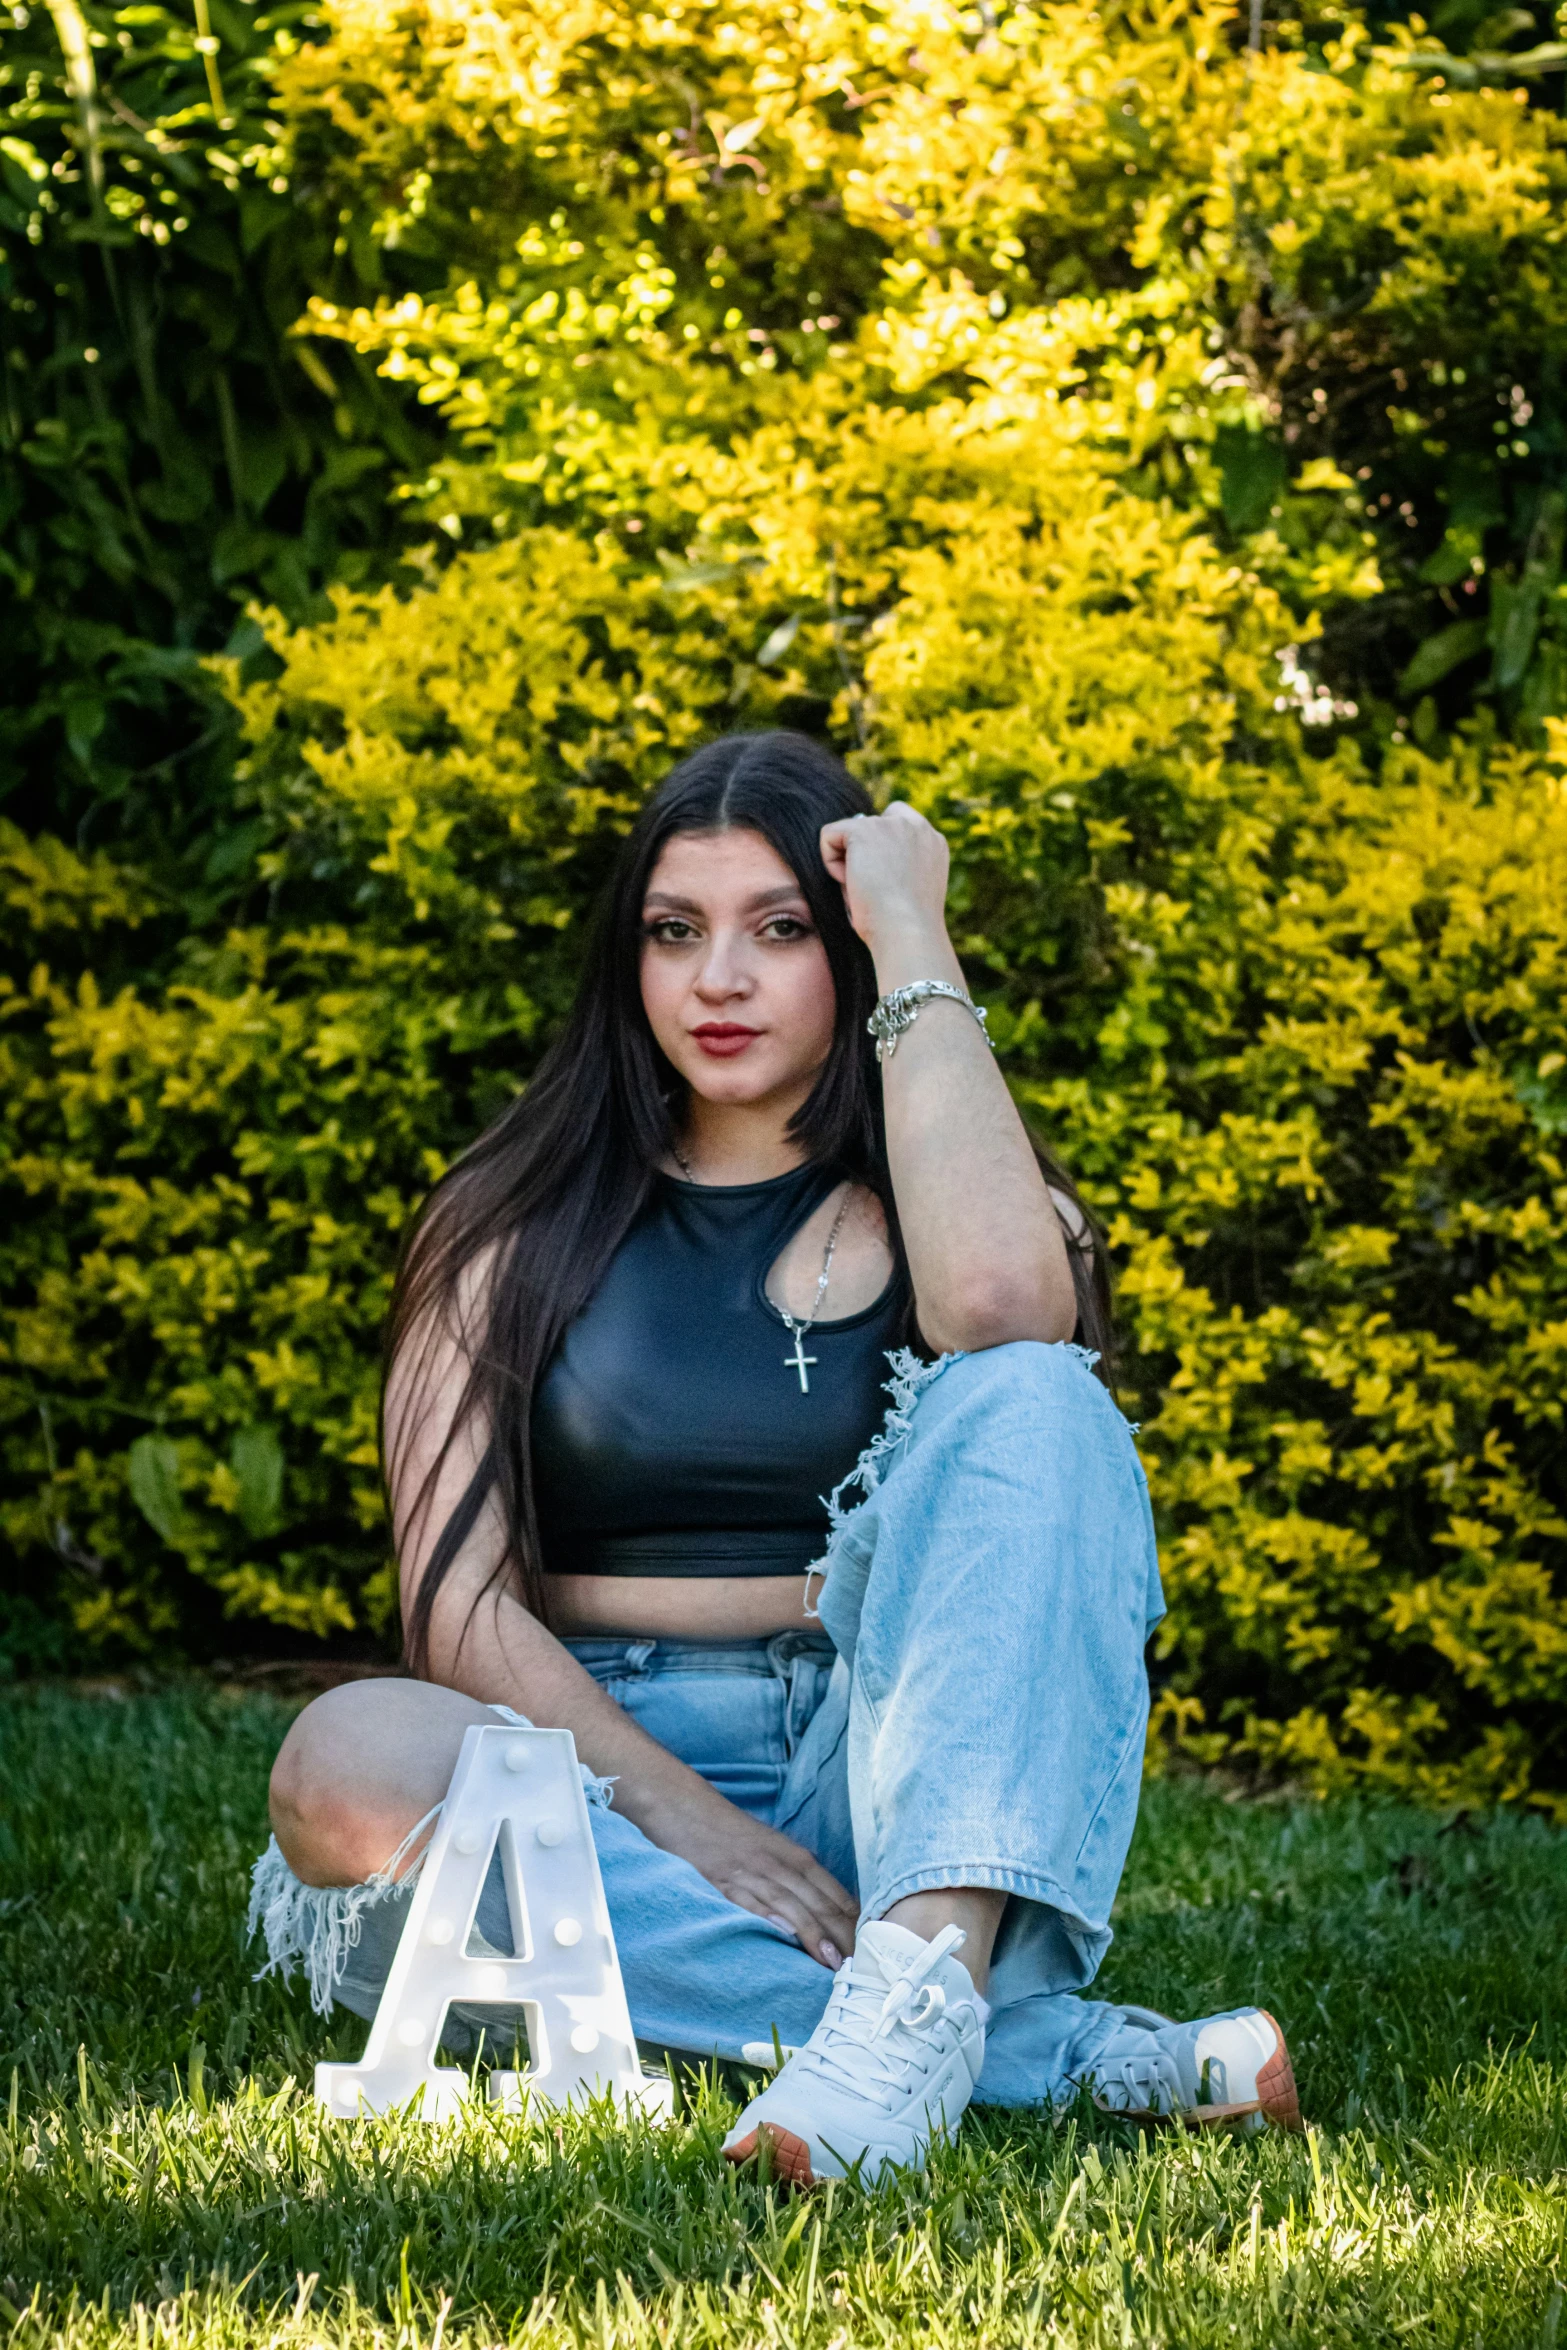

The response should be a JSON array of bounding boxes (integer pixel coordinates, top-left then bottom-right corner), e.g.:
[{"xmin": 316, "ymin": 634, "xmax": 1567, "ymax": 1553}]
[{"xmin": 672, "ymin": 1145, "xmax": 850, "ymax": 1394}]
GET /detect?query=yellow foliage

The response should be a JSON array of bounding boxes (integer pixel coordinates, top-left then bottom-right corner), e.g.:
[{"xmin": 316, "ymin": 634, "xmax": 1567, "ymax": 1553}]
[{"xmin": 3, "ymin": 0, "xmax": 1566, "ymax": 1816}]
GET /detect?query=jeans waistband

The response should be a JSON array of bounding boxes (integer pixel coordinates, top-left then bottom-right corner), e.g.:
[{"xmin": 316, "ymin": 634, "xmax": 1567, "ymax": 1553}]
[{"xmin": 562, "ymin": 1631, "xmax": 837, "ymax": 1677}]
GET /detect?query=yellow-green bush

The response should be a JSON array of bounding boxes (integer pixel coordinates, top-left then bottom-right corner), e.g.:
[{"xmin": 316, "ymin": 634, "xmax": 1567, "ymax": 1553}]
[{"xmin": 3, "ymin": 0, "xmax": 1566, "ymax": 1811}]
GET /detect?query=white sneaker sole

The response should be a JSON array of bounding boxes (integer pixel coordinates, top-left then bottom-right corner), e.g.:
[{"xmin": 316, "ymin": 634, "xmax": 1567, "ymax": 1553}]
[
  {"xmin": 740, "ymin": 2040, "xmax": 800, "ymax": 2069},
  {"xmin": 723, "ymin": 2108, "xmax": 953, "ymax": 2190},
  {"xmin": 725, "ymin": 2049, "xmax": 979, "ymax": 2189}
]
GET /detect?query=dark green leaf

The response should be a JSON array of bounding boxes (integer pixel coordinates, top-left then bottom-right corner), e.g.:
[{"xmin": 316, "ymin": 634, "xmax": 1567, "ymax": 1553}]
[
  {"xmin": 127, "ymin": 1436, "xmax": 184, "ymax": 1546},
  {"xmin": 211, "ymin": 520, "xmax": 276, "ymax": 583},
  {"xmin": 238, "ymin": 189, "xmax": 292, "ymax": 257},
  {"xmin": 203, "ymin": 819, "xmax": 269, "ymax": 885},
  {"xmin": 1513, "ymin": 1064, "xmax": 1567, "ymax": 1135},
  {"xmin": 64, "ymin": 694, "xmax": 107, "ymax": 766},
  {"xmin": 1215, "ymin": 426, "xmax": 1286, "ymax": 535},
  {"xmin": 1488, "ymin": 579, "xmax": 1542, "ymax": 692},
  {"xmin": 238, "ymin": 428, "xmax": 289, "ymax": 518},
  {"xmin": 317, "ymin": 447, "xmax": 387, "ymax": 493},
  {"xmin": 179, "ymin": 220, "xmax": 241, "ymax": 276},
  {"xmin": 141, "ymin": 468, "xmax": 216, "ymax": 526},
  {"xmin": 230, "ymin": 1424, "xmax": 284, "ymax": 1539},
  {"xmin": 1419, "ymin": 526, "xmax": 1485, "ymax": 588},
  {"xmin": 1468, "ymin": 8, "xmax": 1534, "ymax": 47},
  {"xmin": 1400, "ymin": 619, "xmax": 1488, "ymax": 695}
]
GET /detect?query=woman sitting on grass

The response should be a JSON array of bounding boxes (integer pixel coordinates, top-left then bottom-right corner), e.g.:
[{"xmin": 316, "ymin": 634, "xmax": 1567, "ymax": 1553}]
[{"xmin": 252, "ymin": 730, "xmax": 1300, "ymax": 2184}]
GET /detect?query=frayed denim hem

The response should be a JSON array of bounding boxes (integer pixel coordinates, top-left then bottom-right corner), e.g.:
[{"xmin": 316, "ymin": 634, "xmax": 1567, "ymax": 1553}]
[
  {"xmin": 824, "ymin": 1347, "xmax": 963, "ymax": 1536},
  {"xmin": 803, "ymin": 1347, "xmax": 962, "ymax": 1618},
  {"xmin": 247, "ymin": 1804, "xmax": 441, "ymax": 2019},
  {"xmin": 246, "ymin": 1701, "xmax": 616, "ymax": 2017}
]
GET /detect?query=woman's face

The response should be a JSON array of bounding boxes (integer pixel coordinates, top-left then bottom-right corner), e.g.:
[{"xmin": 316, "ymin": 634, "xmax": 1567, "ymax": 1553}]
[{"xmin": 639, "ymin": 826, "xmax": 838, "ymax": 1112}]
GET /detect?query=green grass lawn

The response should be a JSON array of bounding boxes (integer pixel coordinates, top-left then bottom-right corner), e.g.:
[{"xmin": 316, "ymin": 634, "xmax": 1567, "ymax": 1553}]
[{"xmin": 1, "ymin": 1685, "xmax": 1564, "ymax": 2348}]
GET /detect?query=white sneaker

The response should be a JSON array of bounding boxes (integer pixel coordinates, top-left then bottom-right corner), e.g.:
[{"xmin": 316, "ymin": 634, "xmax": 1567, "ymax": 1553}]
[
  {"xmin": 739, "ymin": 2039, "xmax": 800, "ymax": 2068},
  {"xmin": 723, "ymin": 1922, "xmax": 987, "ymax": 2188},
  {"xmin": 1080, "ymin": 2005, "xmax": 1301, "ymax": 2131}
]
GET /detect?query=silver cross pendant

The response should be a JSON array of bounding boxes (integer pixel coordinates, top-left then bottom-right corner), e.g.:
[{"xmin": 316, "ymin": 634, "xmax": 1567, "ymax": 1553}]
[{"xmin": 785, "ymin": 1329, "xmax": 817, "ymax": 1393}]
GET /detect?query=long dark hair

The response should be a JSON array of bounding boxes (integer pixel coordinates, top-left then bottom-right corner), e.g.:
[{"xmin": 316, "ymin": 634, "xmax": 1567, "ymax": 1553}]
[{"xmin": 389, "ymin": 729, "xmax": 1111, "ymax": 1673}]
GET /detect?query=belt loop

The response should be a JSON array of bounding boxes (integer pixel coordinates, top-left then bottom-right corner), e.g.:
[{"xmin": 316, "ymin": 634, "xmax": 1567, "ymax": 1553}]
[
  {"xmin": 623, "ymin": 1640, "xmax": 655, "ymax": 1675},
  {"xmin": 765, "ymin": 1631, "xmax": 796, "ymax": 1680},
  {"xmin": 768, "ymin": 1631, "xmax": 827, "ymax": 1755}
]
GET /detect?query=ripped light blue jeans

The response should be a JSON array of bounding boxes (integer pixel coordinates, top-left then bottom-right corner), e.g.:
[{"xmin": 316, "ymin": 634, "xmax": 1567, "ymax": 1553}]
[{"xmin": 250, "ymin": 1341, "xmax": 1165, "ymax": 2108}]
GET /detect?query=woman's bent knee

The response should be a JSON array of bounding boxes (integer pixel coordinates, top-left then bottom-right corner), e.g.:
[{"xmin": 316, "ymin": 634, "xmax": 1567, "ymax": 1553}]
[
  {"xmin": 912, "ymin": 1338, "xmax": 1127, "ymax": 1454},
  {"xmin": 269, "ymin": 1677, "xmax": 491, "ymax": 1889}
]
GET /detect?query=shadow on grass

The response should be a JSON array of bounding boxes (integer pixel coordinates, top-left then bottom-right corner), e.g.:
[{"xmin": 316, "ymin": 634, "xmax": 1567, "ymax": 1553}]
[{"xmin": 1, "ymin": 1686, "xmax": 1564, "ymax": 2346}]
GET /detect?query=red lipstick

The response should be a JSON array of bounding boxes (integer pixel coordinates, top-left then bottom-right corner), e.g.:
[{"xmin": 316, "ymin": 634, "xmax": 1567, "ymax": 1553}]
[{"xmin": 691, "ymin": 1022, "xmax": 761, "ymax": 1058}]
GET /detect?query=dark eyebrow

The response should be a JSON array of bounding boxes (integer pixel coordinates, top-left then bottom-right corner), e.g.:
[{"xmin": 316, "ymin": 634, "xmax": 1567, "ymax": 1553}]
[{"xmin": 642, "ymin": 884, "xmax": 809, "ymax": 915}]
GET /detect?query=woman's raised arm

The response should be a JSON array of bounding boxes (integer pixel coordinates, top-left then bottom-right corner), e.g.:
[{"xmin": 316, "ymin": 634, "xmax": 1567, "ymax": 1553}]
[{"xmin": 820, "ymin": 805, "xmax": 1077, "ymax": 1356}]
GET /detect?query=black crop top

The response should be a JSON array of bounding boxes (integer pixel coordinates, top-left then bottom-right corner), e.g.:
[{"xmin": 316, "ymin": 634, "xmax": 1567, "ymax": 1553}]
[{"xmin": 531, "ymin": 1163, "xmax": 904, "ymax": 1577}]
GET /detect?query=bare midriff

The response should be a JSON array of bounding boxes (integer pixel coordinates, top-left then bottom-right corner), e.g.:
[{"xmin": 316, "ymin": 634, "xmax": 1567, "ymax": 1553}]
[{"xmin": 545, "ymin": 1572, "xmax": 817, "ymax": 1640}]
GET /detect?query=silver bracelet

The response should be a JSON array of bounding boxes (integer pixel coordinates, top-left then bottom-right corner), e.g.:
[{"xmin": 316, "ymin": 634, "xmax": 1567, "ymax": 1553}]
[{"xmin": 868, "ymin": 979, "xmax": 993, "ymax": 1064}]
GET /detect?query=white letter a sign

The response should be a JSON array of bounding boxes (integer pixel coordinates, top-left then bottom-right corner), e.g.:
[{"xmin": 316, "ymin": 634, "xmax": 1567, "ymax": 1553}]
[{"xmin": 316, "ymin": 1723, "xmax": 672, "ymax": 2121}]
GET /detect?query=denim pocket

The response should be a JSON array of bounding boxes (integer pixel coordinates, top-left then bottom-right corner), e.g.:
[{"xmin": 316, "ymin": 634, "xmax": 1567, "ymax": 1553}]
[
  {"xmin": 610, "ymin": 1663, "xmax": 789, "ymax": 1778},
  {"xmin": 696, "ymin": 1759, "xmax": 789, "ymax": 1822}
]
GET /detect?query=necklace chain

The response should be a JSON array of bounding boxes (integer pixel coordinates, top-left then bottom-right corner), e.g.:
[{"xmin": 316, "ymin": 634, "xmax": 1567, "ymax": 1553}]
[{"xmin": 671, "ymin": 1145, "xmax": 851, "ymax": 1392}]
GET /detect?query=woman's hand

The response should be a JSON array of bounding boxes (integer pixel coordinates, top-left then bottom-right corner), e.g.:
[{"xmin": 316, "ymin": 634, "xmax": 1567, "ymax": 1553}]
[
  {"xmin": 397, "ymin": 1541, "xmax": 859, "ymax": 1965},
  {"xmin": 644, "ymin": 1779, "xmax": 859, "ymax": 1968},
  {"xmin": 819, "ymin": 803, "xmax": 951, "ymax": 958}
]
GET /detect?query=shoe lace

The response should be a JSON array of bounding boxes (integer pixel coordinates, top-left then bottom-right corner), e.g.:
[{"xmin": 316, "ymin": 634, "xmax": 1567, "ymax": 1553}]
[
  {"xmin": 1086, "ymin": 2040, "xmax": 1185, "ymax": 2115},
  {"xmin": 797, "ymin": 1925, "xmax": 973, "ymax": 2113}
]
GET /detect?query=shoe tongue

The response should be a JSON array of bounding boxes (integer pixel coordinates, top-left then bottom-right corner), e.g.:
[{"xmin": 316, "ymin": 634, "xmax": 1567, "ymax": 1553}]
[
  {"xmin": 854, "ymin": 1920, "xmax": 939, "ymax": 1984},
  {"xmin": 855, "ymin": 1920, "xmax": 984, "ymax": 2013},
  {"xmin": 839, "ymin": 1923, "xmax": 989, "ymax": 2039}
]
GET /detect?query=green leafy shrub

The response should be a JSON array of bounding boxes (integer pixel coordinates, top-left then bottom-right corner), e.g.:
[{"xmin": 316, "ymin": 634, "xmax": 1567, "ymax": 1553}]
[
  {"xmin": 0, "ymin": 0, "xmax": 424, "ymax": 899},
  {"xmin": 3, "ymin": 0, "xmax": 1566, "ymax": 1811}
]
